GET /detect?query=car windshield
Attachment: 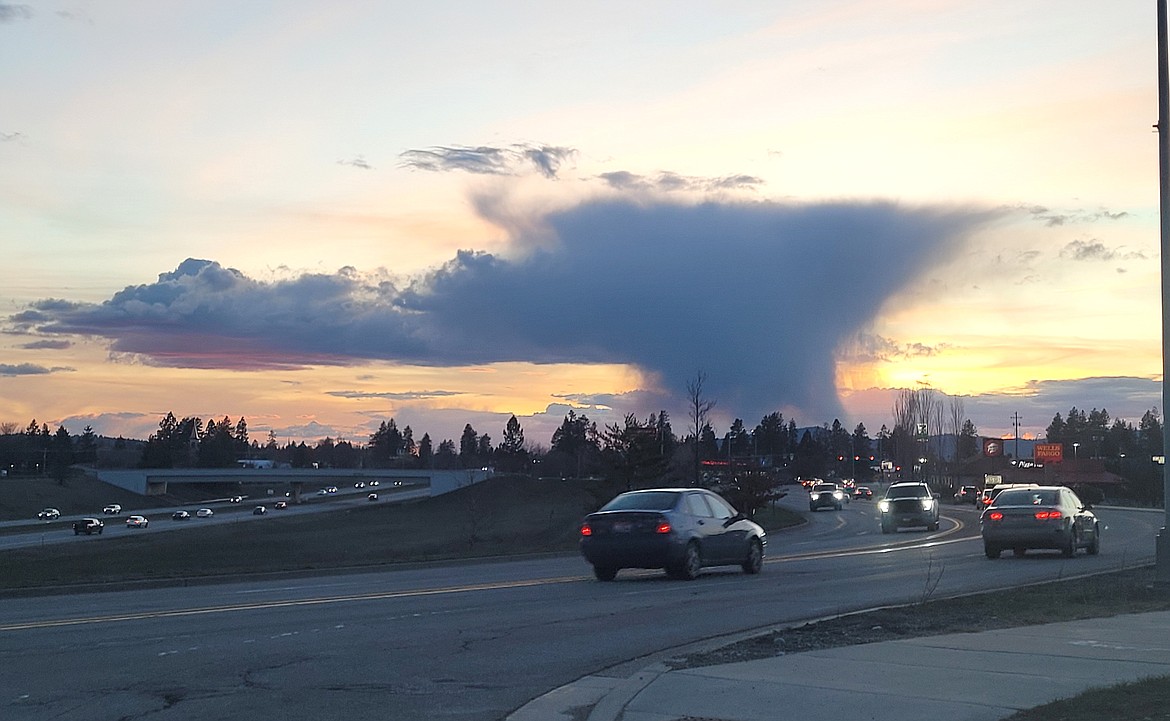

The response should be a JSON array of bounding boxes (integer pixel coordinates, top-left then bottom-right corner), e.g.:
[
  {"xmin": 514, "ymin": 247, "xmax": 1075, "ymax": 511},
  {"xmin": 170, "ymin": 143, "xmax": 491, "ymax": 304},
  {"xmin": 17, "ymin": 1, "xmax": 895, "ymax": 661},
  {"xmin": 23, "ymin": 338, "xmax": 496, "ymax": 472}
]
[
  {"xmin": 812, "ymin": 484, "xmax": 837, "ymax": 493},
  {"xmin": 601, "ymin": 491, "xmax": 680, "ymax": 512},
  {"xmin": 886, "ymin": 485, "xmax": 928, "ymax": 499},
  {"xmin": 994, "ymin": 489, "xmax": 1060, "ymax": 506}
]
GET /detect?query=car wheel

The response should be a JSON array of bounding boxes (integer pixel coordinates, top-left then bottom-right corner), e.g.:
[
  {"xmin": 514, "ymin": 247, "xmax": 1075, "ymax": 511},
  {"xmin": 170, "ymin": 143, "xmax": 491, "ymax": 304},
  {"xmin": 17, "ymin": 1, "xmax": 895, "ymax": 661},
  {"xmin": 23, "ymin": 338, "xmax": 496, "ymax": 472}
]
[
  {"xmin": 98, "ymin": 528, "xmax": 103, "ymax": 535},
  {"xmin": 593, "ymin": 565, "xmax": 618, "ymax": 582},
  {"xmin": 1087, "ymin": 526, "xmax": 1100, "ymax": 555},
  {"xmin": 1061, "ymin": 535, "xmax": 1076, "ymax": 558},
  {"xmin": 984, "ymin": 544, "xmax": 1001, "ymax": 559},
  {"xmin": 741, "ymin": 539, "xmax": 763, "ymax": 575},
  {"xmin": 73, "ymin": 529, "xmax": 79, "ymax": 536},
  {"xmin": 1014, "ymin": 547, "xmax": 1027, "ymax": 557},
  {"xmin": 670, "ymin": 542, "xmax": 701, "ymax": 581},
  {"xmin": 880, "ymin": 522, "xmax": 892, "ymax": 534},
  {"xmin": 809, "ymin": 504, "xmax": 816, "ymax": 512},
  {"xmin": 928, "ymin": 521, "xmax": 939, "ymax": 531},
  {"xmin": 834, "ymin": 503, "xmax": 842, "ymax": 511}
]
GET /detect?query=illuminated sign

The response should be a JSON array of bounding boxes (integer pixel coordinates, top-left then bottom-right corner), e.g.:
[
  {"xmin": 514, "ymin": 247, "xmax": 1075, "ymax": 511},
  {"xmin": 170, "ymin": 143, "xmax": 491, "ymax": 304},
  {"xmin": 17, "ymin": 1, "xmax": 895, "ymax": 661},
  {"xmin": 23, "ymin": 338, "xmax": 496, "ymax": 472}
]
[
  {"xmin": 983, "ymin": 439, "xmax": 1003, "ymax": 457},
  {"xmin": 1034, "ymin": 443, "xmax": 1064, "ymax": 462}
]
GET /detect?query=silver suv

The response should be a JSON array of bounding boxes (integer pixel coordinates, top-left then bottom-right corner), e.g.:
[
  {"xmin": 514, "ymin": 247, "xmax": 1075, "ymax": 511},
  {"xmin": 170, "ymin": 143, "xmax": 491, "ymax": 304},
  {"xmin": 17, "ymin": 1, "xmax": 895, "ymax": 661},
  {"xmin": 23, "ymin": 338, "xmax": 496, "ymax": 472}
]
[{"xmin": 879, "ymin": 483, "xmax": 940, "ymax": 533}]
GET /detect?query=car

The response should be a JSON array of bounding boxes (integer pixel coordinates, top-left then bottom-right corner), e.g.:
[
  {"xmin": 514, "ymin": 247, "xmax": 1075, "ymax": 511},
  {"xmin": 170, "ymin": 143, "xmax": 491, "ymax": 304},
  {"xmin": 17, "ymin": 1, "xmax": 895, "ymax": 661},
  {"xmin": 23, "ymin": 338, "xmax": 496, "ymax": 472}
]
[
  {"xmin": 835, "ymin": 483, "xmax": 852, "ymax": 502},
  {"xmin": 852, "ymin": 486, "xmax": 873, "ymax": 500},
  {"xmin": 37, "ymin": 507, "xmax": 61, "ymax": 520},
  {"xmin": 368, "ymin": 492, "xmax": 378, "ymax": 501},
  {"xmin": 368, "ymin": 480, "xmax": 379, "ymax": 487},
  {"xmin": 953, "ymin": 485, "xmax": 979, "ymax": 504},
  {"xmin": 578, "ymin": 487, "xmax": 766, "ymax": 581},
  {"xmin": 879, "ymin": 482, "xmax": 940, "ymax": 533},
  {"xmin": 195, "ymin": 508, "xmax": 214, "ymax": 518},
  {"xmin": 228, "ymin": 495, "xmax": 243, "ymax": 503},
  {"xmin": 125, "ymin": 515, "xmax": 149, "ymax": 528},
  {"xmin": 73, "ymin": 518, "xmax": 104, "ymax": 535},
  {"xmin": 317, "ymin": 488, "xmax": 329, "ymax": 496},
  {"xmin": 326, "ymin": 486, "xmax": 338, "ymax": 493},
  {"xmin": 980, "ymin": 483, "xmax": 1039, "ymax": 509},
  {"xmin": 102, "ymin": 503, "xmax": 122, "ymax": 515},
  {"xmin": 252, "ymin": 505, "xmax": 267, "ymax": 515},
  {"xmin": 981, "ymin": 485, "xmax": 1100, "ymax": 559},
  {"xmin": 172, "ymin": 510, "xmax": 191, "ymax": 520},
  {"xmin": 274, "ymin": 501, "xmax": 288, "ymax": 509},
  {"xmin": 809, "ymin": 482, "xmax": 845, "ymax": 511},
  {"xmin": 354, "ymin": 481, "xmax": 365, "ymax": 488}
]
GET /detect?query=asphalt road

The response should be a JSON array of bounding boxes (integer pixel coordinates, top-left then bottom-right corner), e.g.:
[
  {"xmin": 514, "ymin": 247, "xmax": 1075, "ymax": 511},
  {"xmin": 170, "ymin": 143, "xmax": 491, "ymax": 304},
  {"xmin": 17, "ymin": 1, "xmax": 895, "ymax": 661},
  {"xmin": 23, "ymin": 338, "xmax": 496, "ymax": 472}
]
[
  {"xmin": 0, "ymin": 484, "xmax": 429, "ymax": 550},
  {"xmin": 0, "ymin": 494, "xmax": 1160, "ymax": 721}
]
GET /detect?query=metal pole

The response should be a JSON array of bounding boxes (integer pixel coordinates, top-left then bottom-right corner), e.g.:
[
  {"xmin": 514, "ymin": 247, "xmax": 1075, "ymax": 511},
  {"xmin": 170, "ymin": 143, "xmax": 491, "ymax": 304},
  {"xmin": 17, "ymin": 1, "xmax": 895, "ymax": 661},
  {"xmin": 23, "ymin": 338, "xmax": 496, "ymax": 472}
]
[{"xmin": 1157, "ymin": 0, "xmax": 1170, "ymax": 584}]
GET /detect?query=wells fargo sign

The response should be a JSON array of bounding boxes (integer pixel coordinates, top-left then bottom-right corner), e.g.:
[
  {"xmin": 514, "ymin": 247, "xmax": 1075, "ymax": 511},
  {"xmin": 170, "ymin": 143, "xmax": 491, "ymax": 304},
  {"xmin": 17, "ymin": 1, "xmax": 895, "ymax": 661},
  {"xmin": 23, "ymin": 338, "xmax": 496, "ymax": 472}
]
[{"xmin": 1034, "ymin": 443, "xmax": 1064, "ymax": 462}]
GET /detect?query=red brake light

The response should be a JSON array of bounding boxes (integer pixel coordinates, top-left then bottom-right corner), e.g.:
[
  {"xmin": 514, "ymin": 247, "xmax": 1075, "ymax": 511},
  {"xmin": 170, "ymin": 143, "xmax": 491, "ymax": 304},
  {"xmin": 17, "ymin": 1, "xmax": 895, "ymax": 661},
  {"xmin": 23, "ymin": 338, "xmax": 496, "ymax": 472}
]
[
  {"xmin": 1034, "ymin": 510, "xmax": 1062, "ymax": 520},
  {"xmin": 580, "ymin": 523, "xmax": 592, "ymax": 537},
  {"xmin": 655, "ymin": 521, "xmax": 672, "ymax": 534},
  {"xmin": 988, "ymin": 511, "xmax": 1003, "ymax": 521}
]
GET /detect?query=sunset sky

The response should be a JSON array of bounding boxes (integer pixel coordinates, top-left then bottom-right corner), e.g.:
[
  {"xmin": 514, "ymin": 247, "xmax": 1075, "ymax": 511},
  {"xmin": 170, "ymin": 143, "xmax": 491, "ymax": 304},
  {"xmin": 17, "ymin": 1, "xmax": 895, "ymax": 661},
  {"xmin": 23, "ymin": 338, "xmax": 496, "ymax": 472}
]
[{"xmin": 0, "ymin": 1, "xmax": 1164, "ymax": 450}]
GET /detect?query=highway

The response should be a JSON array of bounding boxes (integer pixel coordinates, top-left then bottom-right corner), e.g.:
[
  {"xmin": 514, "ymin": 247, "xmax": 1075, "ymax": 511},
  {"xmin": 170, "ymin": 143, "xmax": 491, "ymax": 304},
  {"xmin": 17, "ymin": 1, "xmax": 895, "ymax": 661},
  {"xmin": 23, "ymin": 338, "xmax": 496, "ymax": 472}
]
[{"xmin": 0, "ymin": 493, "xmax": 1160, "ymax": 721}]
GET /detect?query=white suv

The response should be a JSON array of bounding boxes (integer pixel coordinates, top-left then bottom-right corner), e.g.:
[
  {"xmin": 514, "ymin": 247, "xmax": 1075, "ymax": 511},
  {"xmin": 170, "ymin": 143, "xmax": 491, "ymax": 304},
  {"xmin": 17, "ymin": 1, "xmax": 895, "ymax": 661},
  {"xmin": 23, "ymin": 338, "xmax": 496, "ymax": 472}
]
[{"xmin": 879, "ymin": 483, "xmax": 940, "ymax": 533}]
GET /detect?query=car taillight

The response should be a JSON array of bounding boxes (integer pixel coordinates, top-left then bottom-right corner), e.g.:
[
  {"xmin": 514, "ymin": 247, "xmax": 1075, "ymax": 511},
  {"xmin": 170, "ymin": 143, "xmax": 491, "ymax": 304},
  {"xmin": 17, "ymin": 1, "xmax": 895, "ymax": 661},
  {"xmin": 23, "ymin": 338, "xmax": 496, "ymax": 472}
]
[
  {"xmin": 580, "ymin": 523, "xmax": 592, "ymax": 537},
  {"xmin": 988, "ymin": 511, "xmax": 1003, "ymax": 520},
  {"xmin": 1034, "ymin": 510, "xmax": 1063, "ymax": 520},
  {"xmin": 655, "ymin": 521, "xmax": 672, "ymax": 534}
]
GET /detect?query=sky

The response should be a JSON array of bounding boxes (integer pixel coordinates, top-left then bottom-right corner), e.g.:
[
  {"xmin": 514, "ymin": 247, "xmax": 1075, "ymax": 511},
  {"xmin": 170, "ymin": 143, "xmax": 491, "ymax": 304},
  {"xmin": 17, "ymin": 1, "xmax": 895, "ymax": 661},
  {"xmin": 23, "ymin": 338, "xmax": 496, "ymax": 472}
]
[{"xmin": 0, "ymin": 1, "xmax": 1164, "ymax": 451}]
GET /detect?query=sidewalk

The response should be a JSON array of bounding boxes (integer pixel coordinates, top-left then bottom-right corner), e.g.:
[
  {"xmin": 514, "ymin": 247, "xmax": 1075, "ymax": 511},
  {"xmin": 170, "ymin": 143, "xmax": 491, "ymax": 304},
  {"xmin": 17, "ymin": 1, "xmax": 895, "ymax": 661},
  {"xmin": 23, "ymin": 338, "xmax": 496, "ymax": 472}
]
[{"xmin": 509, "ymin": 610, "xmax": 1170, "ymax": 721}]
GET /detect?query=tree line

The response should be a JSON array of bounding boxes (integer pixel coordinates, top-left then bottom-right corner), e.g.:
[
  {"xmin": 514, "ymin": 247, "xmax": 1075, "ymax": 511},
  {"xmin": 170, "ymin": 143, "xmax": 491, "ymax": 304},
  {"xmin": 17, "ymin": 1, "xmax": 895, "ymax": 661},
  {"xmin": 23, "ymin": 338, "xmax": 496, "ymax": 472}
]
[{"xmin": 1, "ymin": 380, "xmax": 1164, "ymax": 510}]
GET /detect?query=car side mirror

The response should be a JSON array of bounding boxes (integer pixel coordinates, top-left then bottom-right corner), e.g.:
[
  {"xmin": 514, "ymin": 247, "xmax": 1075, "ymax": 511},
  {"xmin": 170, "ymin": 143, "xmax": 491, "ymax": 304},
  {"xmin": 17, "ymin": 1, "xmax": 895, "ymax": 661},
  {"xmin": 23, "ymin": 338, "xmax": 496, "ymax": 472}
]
[
  {"xmin": 932, "ymin": 492, "xmax": 940, "ymax": 500},
  {"xmin": 724, "ymin": 512, "xmax": 745, "ymax": 527}
]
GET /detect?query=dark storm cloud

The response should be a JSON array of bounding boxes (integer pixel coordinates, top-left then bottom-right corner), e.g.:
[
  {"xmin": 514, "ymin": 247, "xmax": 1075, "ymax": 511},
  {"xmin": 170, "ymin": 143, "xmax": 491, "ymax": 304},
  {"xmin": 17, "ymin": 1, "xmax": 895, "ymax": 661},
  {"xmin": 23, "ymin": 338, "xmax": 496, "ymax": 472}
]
[
  {"xmin": 400, "ymin": 144, "xmax": 576, "ymax": 178},
  {"xmin": 9, "ymin": 199, "xmax": 997, "ymax": 423},
  {"xmin": 599, "ymin": 170, "xmax": 764, "ymax": 193},
  {"xmin": 963, "ymin": 377, "xmax": 1161, "ymax": 437},
  {"xmin": 0, "ymin": 362, "xmax": 72, "ymax": 376},
  {"xmin": 0, "ymin": 4, "xmax": 32, "ymax": 23}
]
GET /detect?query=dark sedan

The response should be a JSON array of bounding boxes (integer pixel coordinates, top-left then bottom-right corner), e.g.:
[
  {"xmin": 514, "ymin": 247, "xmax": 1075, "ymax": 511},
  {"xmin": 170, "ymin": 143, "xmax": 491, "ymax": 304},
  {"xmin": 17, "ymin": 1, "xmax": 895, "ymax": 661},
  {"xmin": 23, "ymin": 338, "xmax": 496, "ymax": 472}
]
[
  {"xmin": 579, "ymin": 488, "xmax": 766, "ymax": 581},
  {"xmin": 981, "ymin": 485, "xmax": 1099, "ymax": 559}
]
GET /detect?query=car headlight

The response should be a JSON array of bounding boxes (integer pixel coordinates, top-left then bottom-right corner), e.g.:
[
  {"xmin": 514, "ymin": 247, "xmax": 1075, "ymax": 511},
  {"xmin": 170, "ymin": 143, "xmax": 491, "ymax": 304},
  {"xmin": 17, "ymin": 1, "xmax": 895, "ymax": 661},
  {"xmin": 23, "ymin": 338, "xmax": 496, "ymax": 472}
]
[
  {"xmin": 833, "ymin": 491, "xmax": 844, "ymax": 499},
  {"xmin": 878, "ymin": 500, "xmax": 890, "ymax": 512},
  {"xmin": 921, "ymin": 498, "xmax": 935, "ymax": 511}
]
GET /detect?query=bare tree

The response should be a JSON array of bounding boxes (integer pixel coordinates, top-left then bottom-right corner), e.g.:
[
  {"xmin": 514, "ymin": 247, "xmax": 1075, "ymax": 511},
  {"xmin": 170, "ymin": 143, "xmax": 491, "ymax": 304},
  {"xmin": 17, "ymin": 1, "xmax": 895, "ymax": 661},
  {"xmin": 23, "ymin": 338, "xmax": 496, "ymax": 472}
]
[{"xmin": 686, "ymin": 371, "xmax": 716, "ymax": 484}]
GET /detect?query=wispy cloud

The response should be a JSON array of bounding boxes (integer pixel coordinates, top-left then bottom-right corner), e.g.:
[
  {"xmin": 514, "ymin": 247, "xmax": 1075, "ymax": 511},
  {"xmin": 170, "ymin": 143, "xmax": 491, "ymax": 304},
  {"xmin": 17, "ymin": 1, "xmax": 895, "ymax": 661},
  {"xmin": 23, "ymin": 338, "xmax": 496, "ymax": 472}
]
[
  {"xmin": 1060, "ymin": 239, "xmax": 1147, "ymax": 262},
  {"xmin": 599, "ymin": 170, "xmax": 764, "ymax": 193},
  {"xmin": 0, "ymin": 4, "xmax": 32, "ymax": 23},
  {"xmin": 399, "ymin": 143, "xmax": 576, "ymax": 178},
  {"xmin": 842, "ymin": 334, "xmax": 948, "ymax": 364},
  {"xmin": 326, "ymin": 389, "xmax": 462, "ymax": 400},
  {"xmin": 1026, "ymin": 205, "xmax": 1130, "ymax": 228},
  {"xmin": 337, "ymin": 155, "xmax": 372, "ymax": 170},
  {"xmin": 20, "ymin": 339, "xmax": 72, "ymax": 350},
  {"xmin": 0, "ymin": 362, "xmax": 73, "ymax": 376},
  {"xmin": 6, "ymin": 198, "xmax": 998, "ymax": 423}
]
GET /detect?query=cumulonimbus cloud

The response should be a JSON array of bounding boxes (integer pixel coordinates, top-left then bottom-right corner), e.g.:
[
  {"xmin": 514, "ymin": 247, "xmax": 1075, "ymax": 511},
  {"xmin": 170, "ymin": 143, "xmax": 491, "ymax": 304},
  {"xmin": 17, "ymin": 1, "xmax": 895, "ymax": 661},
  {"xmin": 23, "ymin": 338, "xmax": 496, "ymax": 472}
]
[{"xmin": 8, "ymin": 198, "xmax": 998, "ymax": 423}]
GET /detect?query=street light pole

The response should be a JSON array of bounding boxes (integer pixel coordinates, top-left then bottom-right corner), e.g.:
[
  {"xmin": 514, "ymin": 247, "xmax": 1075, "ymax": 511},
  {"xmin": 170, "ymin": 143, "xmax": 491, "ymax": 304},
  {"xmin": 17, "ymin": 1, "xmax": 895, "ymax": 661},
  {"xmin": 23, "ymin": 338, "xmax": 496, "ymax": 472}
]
[{"xmin": 1158, "ymin": 0, "xmax": 1170, "ymax": 585}]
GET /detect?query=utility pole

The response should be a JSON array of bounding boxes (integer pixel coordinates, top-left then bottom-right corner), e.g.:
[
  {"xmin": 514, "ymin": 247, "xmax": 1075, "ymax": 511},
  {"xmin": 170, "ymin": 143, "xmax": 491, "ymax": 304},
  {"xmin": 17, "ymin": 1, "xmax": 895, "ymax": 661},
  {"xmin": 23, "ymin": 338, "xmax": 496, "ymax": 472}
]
[
  {"xmin": 1011, "ymin": 413, "xmax": 1022, "ymax": 459},
  {"xmin": 1157, "ymin": 0, "xmax": 1170, "ymax": 585}
]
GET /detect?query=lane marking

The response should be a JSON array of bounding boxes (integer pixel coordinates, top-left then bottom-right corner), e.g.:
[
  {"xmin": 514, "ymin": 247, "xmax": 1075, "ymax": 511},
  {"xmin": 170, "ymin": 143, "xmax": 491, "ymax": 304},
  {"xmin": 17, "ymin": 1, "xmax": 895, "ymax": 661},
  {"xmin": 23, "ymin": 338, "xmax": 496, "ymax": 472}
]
[{"xmin": 0, "ymin": 576, "xmax": 582, "ymax": 632}]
